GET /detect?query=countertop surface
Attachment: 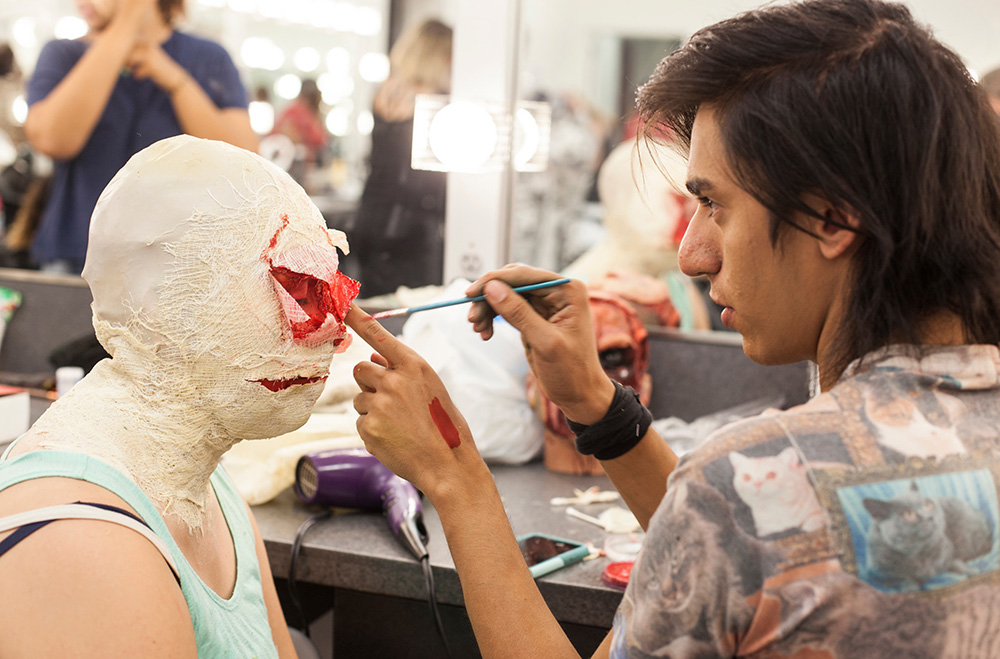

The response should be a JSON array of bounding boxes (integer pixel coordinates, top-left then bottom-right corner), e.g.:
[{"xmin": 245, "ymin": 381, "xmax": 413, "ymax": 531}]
[{"xmin": 253, "ymin": 460, "xmax": 630, "ymax": 628}]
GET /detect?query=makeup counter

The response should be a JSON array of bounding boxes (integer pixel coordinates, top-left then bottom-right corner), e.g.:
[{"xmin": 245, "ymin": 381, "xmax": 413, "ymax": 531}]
[{"xmin": 0, "ymin": 267, "xmax": 812, "ymax": 657}]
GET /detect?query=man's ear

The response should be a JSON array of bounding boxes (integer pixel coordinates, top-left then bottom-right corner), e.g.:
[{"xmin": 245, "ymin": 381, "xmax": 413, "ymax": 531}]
[{"xmin": 804, "ymin": 195, "xmax": 862, "ymax": 260}]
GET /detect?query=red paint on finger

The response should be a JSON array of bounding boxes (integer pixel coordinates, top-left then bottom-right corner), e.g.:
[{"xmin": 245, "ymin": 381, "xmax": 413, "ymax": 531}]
[{"xmin": 428, "ymin": 397, "xmax": 461, "ymax": 449}]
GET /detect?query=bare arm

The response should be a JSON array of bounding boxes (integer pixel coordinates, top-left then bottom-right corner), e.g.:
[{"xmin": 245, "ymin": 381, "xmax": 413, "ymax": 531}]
[
  {"xmin": 0, "ymin": 514, "xmax": 197, "ymax": 657},
  {"xmin": 128, "ymin": 42, "xmax": 258, "ymax": 151},
  {"xmin": 346, "ymin": 265, "xmax": 678, "ymax": 656},
  {"xmin": 599, "ymin": 429, "xmax": 678, "ymax": 530},
  {"xmin": 25, "ymin": 1, "xmax": 151, "ymax": 159},
  {"xmin": 129, "ymin": 43, "xmax": 257, "ymax": 151},
  {"xmin": 437, "ymin": 459, "xmax": 584, "ymax": 658},
  {"xmin": 348, "ymin": 307, "xmax": 597, "ymax": 658}
]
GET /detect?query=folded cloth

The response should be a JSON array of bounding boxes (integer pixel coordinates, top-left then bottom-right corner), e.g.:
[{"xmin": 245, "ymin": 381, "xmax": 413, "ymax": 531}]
[{"xmin": 222, "ymin": 412, "xmax": 364, "ymax": 505}]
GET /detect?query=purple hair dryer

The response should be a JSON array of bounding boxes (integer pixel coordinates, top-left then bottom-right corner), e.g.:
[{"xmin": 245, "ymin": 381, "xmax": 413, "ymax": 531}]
[{"xmin": 294, "ymin": 448, "xmax": 429, "ymax": 560}]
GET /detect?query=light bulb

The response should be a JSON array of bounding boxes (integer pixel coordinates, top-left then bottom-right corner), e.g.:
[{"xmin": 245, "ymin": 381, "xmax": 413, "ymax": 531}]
[{"xmin": 428, "ymin": 102, "xmax": 498, "ymax": 171}]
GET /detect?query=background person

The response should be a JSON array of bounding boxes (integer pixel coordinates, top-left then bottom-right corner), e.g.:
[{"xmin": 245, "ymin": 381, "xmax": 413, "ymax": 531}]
[
  {"xmin": 348, "ymin": 18, "xmax": 452, "ymax": 298},
  {"xmin": 343, "ymin": 0, "xmax": 1000, "ymax": 656},
  {"xmin": 24, "ymin": 0, "xmax": 257, "ymax": 274},
  {"xmin": 272, "ymin": 78, "xmax": 329, "ymax": 190}
]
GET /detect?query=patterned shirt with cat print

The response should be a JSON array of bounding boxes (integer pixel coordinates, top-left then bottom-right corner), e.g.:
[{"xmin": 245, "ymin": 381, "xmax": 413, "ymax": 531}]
[{"xmin": 610, "ymin": 344, "xmax": 1000, "ymax": 658}]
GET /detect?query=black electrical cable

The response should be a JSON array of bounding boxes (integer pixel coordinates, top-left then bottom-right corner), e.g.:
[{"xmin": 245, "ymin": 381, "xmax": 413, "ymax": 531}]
[
  {"xmin": 288, "ymin": 509, "xmax": 452, "ymax": 655},
  {"xmin": 421, "ymin": 554, "xmax": 452, "ymax": 659},
  {"xmin": 288, "ymin": 510, "xmax": 331, "ymax": 638}
]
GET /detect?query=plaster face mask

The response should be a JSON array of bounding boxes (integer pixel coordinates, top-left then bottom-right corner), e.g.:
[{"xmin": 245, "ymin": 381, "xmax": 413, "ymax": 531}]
[
  {"xmin": 23, "ymin": 135, "xmax": 361, "ymax": 529},
  {"xmin": 84, "ymin": 135, "xmax": 360, "ymax": 441}
]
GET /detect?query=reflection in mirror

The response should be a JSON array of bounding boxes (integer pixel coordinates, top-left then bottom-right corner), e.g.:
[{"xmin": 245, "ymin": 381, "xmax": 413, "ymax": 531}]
[
  {"xmin": 512, "ymin": 1, "xmax": 708, "ymax": 332},
  {"xmin": 511, "ymin": 0, "xmax": 999, "ymax": 334},
  {"xmin": 0, "ymin": 0, "xmax": 388, "ymax": 273}
]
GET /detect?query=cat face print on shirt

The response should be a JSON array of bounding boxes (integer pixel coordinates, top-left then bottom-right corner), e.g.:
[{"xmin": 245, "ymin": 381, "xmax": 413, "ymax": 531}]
[
  {"xmin": 836, "ymin": 471, "xmax": 1000, "ymax": 593},
  {"xmin": 860, "ymin": 379, "xmax": 968, "ymax": 460},
  {"xmin": 730, "ymin": 447, "xmax": 827, "ymax": 537}
]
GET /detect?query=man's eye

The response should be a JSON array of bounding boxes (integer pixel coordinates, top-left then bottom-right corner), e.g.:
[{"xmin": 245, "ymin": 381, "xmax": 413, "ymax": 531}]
[{"xmin": 697, "ymin": 196, "xmax": 718, "ymax": 216}]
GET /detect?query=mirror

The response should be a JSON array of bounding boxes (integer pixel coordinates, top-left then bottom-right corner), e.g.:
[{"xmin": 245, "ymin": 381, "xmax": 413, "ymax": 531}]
[
  {"xmin": 509, "ymin": 0, "xmax": 999, "ymax": 330},
  {"xmin": 2, "ymin": 0, "xmax": 997, "ymax": 289},
  {"xmin": 0, "ymin": 0, "xmax": 389, "ymax": 270}
]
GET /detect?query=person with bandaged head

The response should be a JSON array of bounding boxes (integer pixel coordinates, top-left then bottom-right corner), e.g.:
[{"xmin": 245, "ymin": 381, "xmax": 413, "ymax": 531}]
[{"xmin": 0, "ymin": 136, "xmax": 359, "ymax": 657}]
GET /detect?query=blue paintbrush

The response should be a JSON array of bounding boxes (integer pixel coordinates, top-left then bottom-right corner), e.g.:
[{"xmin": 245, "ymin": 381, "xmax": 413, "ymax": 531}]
[{"xmin": 369, "ymin": 278, "xmax": 572, "ymax": 320}]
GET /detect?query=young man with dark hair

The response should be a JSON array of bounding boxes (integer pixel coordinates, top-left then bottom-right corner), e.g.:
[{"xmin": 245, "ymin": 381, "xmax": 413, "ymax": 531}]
[{"xmin": 345, "ymin": 0, "xmax": 1000, "ymax": 656}]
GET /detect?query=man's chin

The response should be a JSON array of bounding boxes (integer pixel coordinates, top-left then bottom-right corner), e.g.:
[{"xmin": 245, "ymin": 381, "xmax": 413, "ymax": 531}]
[{"xmin": 741, "ymin": 337, "xmax": 789, "ymax": 367}]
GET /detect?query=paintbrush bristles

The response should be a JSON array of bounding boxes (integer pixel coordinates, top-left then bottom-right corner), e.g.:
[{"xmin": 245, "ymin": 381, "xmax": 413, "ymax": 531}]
[{"xmin": 370, "ymin": 308, "xmax": 409, "ymax": 320}]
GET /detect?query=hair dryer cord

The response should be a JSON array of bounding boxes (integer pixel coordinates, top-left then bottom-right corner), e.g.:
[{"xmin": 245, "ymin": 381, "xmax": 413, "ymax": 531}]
[
  {"xmin": 287, "ymin": 510, "xmax": 453, "ymax": 656},
  {"xmin": 288, "ymin": 510, "xmax": 332, "ymax": 637},
  {"xmin": 422, "ymin": 554, "xmax": 452, "ymax": 659}
]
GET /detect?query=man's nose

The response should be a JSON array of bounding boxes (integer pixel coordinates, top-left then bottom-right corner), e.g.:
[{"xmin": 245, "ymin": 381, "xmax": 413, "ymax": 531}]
[{"xmin": 677, "ymin": 211, "xmax": 721, "ymax": 278}]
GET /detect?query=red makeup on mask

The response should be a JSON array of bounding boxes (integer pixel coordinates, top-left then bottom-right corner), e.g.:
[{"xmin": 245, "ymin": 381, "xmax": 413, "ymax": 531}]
[
  {"xmin": 249, "ymin": 216, "xmax": 361, "ymax": 392},
  {"xmin": 266, "ymin": 216, "xmax": 361, "ymax": 345},
  {"xmin": 270, "ymin": 266, "xmax": 359, "ymax": 340}
]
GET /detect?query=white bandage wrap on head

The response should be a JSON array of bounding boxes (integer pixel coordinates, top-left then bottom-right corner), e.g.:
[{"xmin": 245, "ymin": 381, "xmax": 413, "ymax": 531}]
[{"xmin": 31, "ymin": 135, "xmax": 358, "ymax": 529}]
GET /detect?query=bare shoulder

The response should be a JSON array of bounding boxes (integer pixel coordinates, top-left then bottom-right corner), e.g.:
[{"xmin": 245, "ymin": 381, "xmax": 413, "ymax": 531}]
[{"xmin": 0, "ymin": 476, "xmax": 197, "ymax": 657}]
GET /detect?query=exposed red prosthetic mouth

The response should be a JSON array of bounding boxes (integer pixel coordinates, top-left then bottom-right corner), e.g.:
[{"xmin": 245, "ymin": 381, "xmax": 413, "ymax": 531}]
[{"xmin": 250, "ymin": 375, "xmax": 329, "ymax": 391}]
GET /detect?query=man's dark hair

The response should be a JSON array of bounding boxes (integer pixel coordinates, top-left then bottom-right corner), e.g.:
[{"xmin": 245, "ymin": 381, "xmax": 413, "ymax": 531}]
[
  {"xmin": 158, "ymin": 0, "xmax": 186, "ymax": 24},
  {"xmin": 637, "ymin": 0, "xmax": 1000, "ymax": 376}
]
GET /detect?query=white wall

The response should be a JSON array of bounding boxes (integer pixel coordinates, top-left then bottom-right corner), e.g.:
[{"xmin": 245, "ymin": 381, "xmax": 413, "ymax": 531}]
[{"xmin": 520, "ymin": 0, "xmax": 1000, "ymax": 115}]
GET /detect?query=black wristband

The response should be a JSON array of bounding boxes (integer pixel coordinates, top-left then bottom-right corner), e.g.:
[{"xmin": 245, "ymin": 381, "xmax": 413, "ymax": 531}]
[{"xmin": 566, "ymin": 381, "xmax": 653, "ymax": 460}]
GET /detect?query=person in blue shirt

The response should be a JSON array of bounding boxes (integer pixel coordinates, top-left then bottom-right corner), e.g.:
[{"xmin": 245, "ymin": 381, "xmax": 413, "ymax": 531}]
[{"xmin": 25, "ymin": 0, "xmax": 258, "ymax": 274}]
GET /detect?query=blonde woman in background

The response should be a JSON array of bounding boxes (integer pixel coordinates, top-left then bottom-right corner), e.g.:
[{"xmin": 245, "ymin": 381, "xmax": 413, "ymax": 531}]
[{"xmin": 349, "ymin": 18, "xmax": 453, "ymax": 298}]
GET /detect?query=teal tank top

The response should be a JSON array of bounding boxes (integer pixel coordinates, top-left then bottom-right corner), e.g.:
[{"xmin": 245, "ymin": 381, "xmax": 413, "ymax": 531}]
[{"xmin": 0, "ymin": 449, "xmax": 278, "ymax": 659}]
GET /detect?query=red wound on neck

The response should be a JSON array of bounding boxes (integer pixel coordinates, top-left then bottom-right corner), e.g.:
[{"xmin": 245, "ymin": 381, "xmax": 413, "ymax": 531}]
[{"xmin": 428, "ymin": 397, "xmax": 461, "ymax": 449}]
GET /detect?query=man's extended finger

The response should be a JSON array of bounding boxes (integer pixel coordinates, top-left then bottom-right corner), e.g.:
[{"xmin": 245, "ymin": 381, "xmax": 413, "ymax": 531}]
[{"xmin": 344, "ymin": 303, "xmax": 408, "ymax": 366}]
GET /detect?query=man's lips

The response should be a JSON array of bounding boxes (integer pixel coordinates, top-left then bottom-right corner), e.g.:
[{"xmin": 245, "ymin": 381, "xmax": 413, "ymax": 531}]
[
  {"xmin": 250, "ymin": 375, "xmax": 328, "ymax": 392},
  {"xmin": 709, "ymin": 295, "xmax": 736, "ymax": 329}
]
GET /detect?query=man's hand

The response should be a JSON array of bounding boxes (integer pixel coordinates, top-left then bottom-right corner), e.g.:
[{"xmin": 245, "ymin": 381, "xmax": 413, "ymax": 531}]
[
  {"xmin": 466, "ymin": 265, "xmax": 616, "ymax": 425},
  {"xmin": 126, "ymin": 42, "xmax": 188, "ymax": 94},
  {"xmin": 345, "ymin": 304, "xmax": 483, "ymax": 499}
]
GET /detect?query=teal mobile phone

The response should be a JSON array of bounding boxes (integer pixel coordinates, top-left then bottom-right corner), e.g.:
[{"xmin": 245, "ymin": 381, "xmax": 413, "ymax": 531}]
[{"xmin": 517, "ymin": 533, "xmax": 589, "ymax": 579}]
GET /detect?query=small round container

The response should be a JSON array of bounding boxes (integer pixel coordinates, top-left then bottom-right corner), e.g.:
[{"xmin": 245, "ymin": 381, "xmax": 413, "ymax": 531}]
[
  {"xmin": 604, "ymin": 533, "xmax": 644, "ymax": 563},
  {"xmin": 55, "ymin": 366, "xmax": 85, "ymax": 398},
  {"xmin": 602, "ymin": 561, "xmax": 634, "ymax": 590}
]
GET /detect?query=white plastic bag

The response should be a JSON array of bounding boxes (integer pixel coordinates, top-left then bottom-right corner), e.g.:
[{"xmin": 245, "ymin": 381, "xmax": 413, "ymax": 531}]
[{"xmin": 400, "ymin": 280, "xmax": 544, "ymax": 464}]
